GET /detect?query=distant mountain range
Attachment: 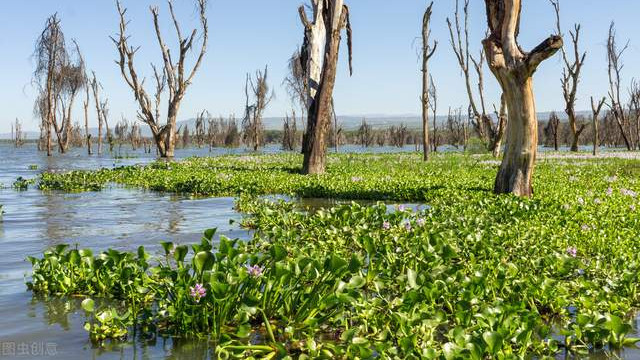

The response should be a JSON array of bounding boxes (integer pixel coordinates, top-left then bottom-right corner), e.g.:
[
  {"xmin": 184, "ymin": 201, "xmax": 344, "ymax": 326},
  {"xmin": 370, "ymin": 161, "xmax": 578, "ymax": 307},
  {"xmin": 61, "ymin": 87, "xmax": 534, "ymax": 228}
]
[{"xmin": 0, "ymin": 111, "xmax": 590, "ymax": 139}]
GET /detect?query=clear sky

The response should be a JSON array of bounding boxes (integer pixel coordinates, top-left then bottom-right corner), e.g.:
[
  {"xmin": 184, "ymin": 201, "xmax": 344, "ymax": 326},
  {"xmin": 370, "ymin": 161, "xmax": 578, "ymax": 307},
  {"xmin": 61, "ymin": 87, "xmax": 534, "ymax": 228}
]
[{"xmin": 1, "ymin": 0, "xmax": 638, "ymax": 133}]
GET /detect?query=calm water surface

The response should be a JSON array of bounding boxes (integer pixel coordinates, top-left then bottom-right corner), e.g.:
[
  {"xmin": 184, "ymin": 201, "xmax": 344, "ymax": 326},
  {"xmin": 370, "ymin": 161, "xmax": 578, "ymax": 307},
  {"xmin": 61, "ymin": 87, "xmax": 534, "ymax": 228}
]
[{"xmin": 0, "ymin": 143, "xmax": 638, "ymax": 359}]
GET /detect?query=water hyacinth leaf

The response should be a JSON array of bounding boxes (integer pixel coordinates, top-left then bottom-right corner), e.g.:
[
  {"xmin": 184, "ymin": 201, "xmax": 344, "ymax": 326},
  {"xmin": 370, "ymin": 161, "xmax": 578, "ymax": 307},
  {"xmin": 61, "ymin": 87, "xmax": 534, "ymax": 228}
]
[
  {"xmin": 482, "ymin": 331, "xmax": 503, "ymax": 355},
  {"xmin": 346, "ymin": 275, "xmax": 366, "ymax": 289},
  {"xmin": 173, "ymin": 245, "xmax": 188, "ymax": 263},
  {"xmin": 193, "ymin": 251, "xmax": 215, "ymax": 274},
  {"xmin": 81, "ymin": 298, "xmax": 95, "ymax": 313},
  {"xmin": 160, "ymin": 241, "xmax": 174, "ymax": 255},
  {"xmin": 203, "ymin": 228, "xmax": 217, "ymax": 241},
  {"xmin": 270, "ymin": 244, "xmax": 287, "ymax": 262},
  {"xmin": 407, "ymin": 268, "xmax": 418, "ymax": 289}
]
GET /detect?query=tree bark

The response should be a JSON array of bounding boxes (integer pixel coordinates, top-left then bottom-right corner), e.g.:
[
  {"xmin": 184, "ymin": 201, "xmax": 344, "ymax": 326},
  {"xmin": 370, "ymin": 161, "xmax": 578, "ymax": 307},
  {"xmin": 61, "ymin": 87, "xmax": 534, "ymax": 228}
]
[
  {"xmin": 483, "ymin": 0, "xmax": 563, "ymax": 197},
  {"xmin": 300, "ymin": 0, "xmax": 352, "ymax": 174},
  {"xmin": 421, "ymin": 2, "xmax": 437, "ymax": 161}
]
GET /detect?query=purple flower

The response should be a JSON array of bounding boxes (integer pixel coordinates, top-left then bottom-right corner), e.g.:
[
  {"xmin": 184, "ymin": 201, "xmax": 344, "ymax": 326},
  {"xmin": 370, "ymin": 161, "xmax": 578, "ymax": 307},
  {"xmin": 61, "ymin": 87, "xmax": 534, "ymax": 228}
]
[
  {"xmin": 566, "ymin": 247, "xmax": 577, "ymax": 257},
  {"xmin": 594, "ymin": 198, "xmax": 602, "ymax": 205},
  {"xmin": 416, "ymin": 218, "xmax": 426, "ymax": 227},
  {"xmin": 581, "ymin": 224, "xmax": 590, "ymax": 231},
  {"xmin": 621, "ymin": 188, "xmax": 638, "ymax": 198},
  {"xmin": 631, "ymin": 204, "xmax": 637, "ymax": 211},
  {"xmin": 382, "ymin": 221, "xmax": 391, "ymax": 230},
  {"xmin": 606, "ymin": 187, "xmax": 613, "ymax": 196},
  {"xmin": 404, "ymin": 222, "xmax": 412, "ymax": 231},
  {"xmin": 397, "ymin": 205, "xmax": 406, "ymax": 212},
  {"xmin": 246, "ymin": 264, "xmax": 264, "ymax": 277},
  {"xmin": 190, "ymin": 283, "xmax": 206, "ymax": 303},
  {"xmin": 577, "ymin": 197, "xmax": 585, "ymax": 206}
]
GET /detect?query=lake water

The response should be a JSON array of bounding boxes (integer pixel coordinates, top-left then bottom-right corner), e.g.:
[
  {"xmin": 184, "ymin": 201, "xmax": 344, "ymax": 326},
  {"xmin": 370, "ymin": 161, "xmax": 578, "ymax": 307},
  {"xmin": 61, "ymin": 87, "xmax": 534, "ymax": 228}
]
[{"xmin": 0, "ymin": 143, "xmax": 638, "ymax": 359}]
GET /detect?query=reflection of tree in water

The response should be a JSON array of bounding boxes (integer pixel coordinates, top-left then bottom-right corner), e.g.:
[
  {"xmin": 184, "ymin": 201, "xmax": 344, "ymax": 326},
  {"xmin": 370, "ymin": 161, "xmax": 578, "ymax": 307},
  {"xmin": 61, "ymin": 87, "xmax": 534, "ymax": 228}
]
[{"xmin": 166, "ymin": 195, "xmax": 185, "ymax": 235}]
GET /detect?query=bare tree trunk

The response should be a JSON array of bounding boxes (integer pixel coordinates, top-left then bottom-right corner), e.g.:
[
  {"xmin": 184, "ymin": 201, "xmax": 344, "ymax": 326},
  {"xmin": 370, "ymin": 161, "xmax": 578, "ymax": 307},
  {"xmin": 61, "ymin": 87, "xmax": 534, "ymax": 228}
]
[
  {"xmin": 484, "ymin": 0, "xmax": 563, "ymax": 197},
  {"xmin": 113, "ymin": 0, "xmax": 208, "ymax": 159},
  {"xmin": 421, "ymin": 2, "xmax": 437, "ymax": 161},
  {"xmin": 300, "ymin": 0, "xmax": 352, "ymax": 174},
  {"xmin": 492, "ymin": 93, "xmax": 507, "ymax": 157},
  {"xmin": 84, "ymin": 86, "xmax": 92, "ymax": 155},
  {"xmin": 591, "ymin": 96, "xmax": 606, "ymax": 156}
]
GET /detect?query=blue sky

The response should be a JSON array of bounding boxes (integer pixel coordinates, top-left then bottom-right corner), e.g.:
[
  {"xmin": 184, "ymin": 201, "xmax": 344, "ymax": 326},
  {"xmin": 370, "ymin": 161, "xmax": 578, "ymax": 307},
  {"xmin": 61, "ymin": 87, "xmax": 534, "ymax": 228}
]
[{"xmin": 1, "ymin": 0, "xmax": 638, "ymax": 132}]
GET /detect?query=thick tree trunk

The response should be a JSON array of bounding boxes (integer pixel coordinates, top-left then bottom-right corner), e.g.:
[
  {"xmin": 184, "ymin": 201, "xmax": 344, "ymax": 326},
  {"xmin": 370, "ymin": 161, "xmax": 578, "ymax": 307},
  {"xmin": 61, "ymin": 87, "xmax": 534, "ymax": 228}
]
[
  {"xmin": 301, "ymin": 0, "xmax": 350, "ymax": 175},
  {"xmin": 484, "ymin": 0, "xmax": 562, "ymax": 197},
  {"xmin": 494, "ymin": 77, "xmax": 538, "ymax": 197}
]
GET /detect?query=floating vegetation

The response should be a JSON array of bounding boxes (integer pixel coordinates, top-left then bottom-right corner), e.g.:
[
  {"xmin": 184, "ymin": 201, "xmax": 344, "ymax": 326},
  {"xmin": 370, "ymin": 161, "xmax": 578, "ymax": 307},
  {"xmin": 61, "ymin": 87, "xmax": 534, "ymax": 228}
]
[{"xmin": 26, "ymin": 152, "xmax": 640, "ymax": 358}]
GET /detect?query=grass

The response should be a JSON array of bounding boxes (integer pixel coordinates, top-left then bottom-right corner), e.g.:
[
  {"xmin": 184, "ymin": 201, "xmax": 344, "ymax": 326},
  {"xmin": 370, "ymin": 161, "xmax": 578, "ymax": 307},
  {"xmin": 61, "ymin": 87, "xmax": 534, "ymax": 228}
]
[{"xmin": 28, "ymin": 152, "xmax": 640, "ymax": 358}]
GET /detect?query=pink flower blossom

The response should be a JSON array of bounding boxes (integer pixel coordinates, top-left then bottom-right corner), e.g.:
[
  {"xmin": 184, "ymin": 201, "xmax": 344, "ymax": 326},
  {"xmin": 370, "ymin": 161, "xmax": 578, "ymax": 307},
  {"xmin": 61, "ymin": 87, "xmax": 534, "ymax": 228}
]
[{"xmin": 190, "ymin": 283, "xmax": 206, "ymax": 303}]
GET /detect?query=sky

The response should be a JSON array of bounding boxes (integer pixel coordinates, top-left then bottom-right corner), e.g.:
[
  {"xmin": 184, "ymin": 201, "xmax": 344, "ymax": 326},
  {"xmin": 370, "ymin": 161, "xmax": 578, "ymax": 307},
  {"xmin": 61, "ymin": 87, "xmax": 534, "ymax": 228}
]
[{"xmin": 0, "ymin": 0, "xmax": 639, "ymax": 133}]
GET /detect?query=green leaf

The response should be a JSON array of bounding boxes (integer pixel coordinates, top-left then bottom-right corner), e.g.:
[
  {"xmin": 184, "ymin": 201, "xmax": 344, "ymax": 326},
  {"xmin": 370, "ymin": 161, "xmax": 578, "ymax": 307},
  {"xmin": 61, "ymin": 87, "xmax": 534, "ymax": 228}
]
[
  {"xmin": 407, "ymin": 268, "xmax": 418, "ymax": 289},
  {"xmin": 193, "ymin": 251, "xmax": 215, "ymax": 274},
  {"xmin": 174, "ymin": 245, "xmax": 188, "ymax": 263},
  {"xmin": 81, "ymin": 298, "xmax": 95, "ymax": 313},
  {"xmin": 483, "ymin": 331, "xmax": 503, "ymax": 355}
]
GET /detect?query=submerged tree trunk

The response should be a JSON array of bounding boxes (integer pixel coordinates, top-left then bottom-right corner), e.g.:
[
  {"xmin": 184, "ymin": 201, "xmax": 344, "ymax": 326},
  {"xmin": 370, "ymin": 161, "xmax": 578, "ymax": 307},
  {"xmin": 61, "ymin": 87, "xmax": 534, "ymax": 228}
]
[
  {"xmin": 421, "ymin": 2, "xmax": 437, "ymax": 161},
  {"xmin": 300, "ymin": 0, "xmax": 352, "ymax": 175},
  {"xmin": 483, "ymin": 0, "xmax": 563, "ymax": 197},
  {"xmin": 492, "ymin": 93, "xmax": 507, "ymax": 158}
]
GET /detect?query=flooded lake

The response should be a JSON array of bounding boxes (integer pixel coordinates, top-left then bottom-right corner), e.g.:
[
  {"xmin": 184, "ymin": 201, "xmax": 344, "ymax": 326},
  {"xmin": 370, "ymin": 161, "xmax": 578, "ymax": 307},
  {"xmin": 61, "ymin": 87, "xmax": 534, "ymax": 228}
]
[
  {"xmin": 1, "ymin": 143, "xmax": 639, "ymax": 359},
  {"xmin": 0, "ymin": 143, "xmax": 425, "ymax": 359}
]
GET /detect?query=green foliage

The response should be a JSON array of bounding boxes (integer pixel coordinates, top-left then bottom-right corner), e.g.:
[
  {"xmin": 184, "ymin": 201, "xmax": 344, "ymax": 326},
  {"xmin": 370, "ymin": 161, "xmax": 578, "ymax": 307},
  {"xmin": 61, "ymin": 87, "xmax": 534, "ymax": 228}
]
[{"xmin": 27, "ymin": 153, "xmax": 640, "ymax": 358}]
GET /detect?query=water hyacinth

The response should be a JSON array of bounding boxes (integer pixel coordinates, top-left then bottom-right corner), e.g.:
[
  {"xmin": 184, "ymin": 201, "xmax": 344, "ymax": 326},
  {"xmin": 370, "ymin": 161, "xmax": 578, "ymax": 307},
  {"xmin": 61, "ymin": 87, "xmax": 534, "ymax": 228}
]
[
  {"xmin": 382, "ymin": 221, "xmax": 390, "ymax": 230},
  {"xmin": 566, "ymin": 247, "xmax": 577, "ymax": 257},
  {"xmin": 620, "ymin": 188, "xmax": 637, "ymax": 198},
  {"xmin": 606, "ymin": 187, "xmax": 614, "ymax": 196},
  {"xmin": 404, "ymin": 222, "xmax": 412, "ymax": 231},
  {"xmin": 246, "ymin": 264, "xmax": 264, "ymax": 277},
  {"xmin": 351, "ymin": 176, "xmax": 363, "ymax": 182},
  {"xmin": 581, "ymin": 224, "xmax": 590, "ymax": 231},
  {"xmin": 577, "ymin": 197, "xmax": 585, "ymax": 206},
  {"xmin": 416, "ymin": 217, "xmax": 426, "ymax": 227},
  {"xmin": 190, "ymin": 283, "xmax": 206, "ymax": 303}
]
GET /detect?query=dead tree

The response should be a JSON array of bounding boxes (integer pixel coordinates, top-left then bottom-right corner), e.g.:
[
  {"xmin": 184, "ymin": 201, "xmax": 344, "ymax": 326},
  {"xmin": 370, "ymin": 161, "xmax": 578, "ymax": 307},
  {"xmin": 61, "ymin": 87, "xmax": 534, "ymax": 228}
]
[
  {"xmin": 550, "ymin": 0, "xmax": 586, "ymax": 152},
  {"xmin": 421, "ymin": 2, "xmax": 437, "ymax": 161},
  {"xmin": 112, "ymin": 0, "xmax": 208, "ymax": 158},
  {"xmin": 195, "ymin": 110, "xmax": 206, "ymax": 148},
  {"xmin": 357, "ymin": 118, "xmax": 374, "ymax": 147},
  {"xmin": 606, "ymin": 22, "xmax": 632, "ymax": 151},
  {"xmin": 12, "ymin": 119, "xmax": 25, "ymax": 147},
  {"xmin": 90, "ymin": 73, "xmax": 107, "ymax": 155},
  {"xmin": 628, "ymin": 80, "xmax": 640, "ymax": 148},
  {"xmin": 492, "ymin": 94, "xmax": 507, "ymax": 156},
  {"xmin": 242, "ymin": 66, "xmax": 273, "ymax": 151},
  {"xmin": 82, "ymin": 70, "xmax": 92, "ymax": 155},
  {"xmin": 33, "ymin": 14, "xmax": 68, "ymax": 156},
  {"xmin": 447, "ymin": 0, "xmax": 505, "ymax": 154},
  {"xmin": 544, "ymin": 112, "xmax": 560, "ymax": 150},
  {"xmin": 483, "ymin": 0, "xmax": 563, "ymax": 196},
  {"xmin": 429, "ymin": 74, "xmax": 438, "ymax": 152},
  {"xmin": 591, "ymin": 96, "xmax": 606, "ymax": 156},
  {"xmin": 57, "ymin": 41, "xmax": 86, "ymax": 154},
  {"xmin": 299, "ymin": 0, "xmax": 353, "ymax": 174},
  {"xmin": 282, "ymin": 110, "xmax": 298, "ymax": 151},
  {"xmin": 284, "ymin": 50, "xmax": 308, "ymax": 122}
]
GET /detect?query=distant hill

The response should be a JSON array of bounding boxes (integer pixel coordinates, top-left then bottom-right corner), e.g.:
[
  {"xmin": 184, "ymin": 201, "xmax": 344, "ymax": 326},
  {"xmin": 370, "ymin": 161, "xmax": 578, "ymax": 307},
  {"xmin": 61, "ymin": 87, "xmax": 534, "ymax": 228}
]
[{"xmin": 0, "ymin": 111, "xmax": 590, "ymax": 139}]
